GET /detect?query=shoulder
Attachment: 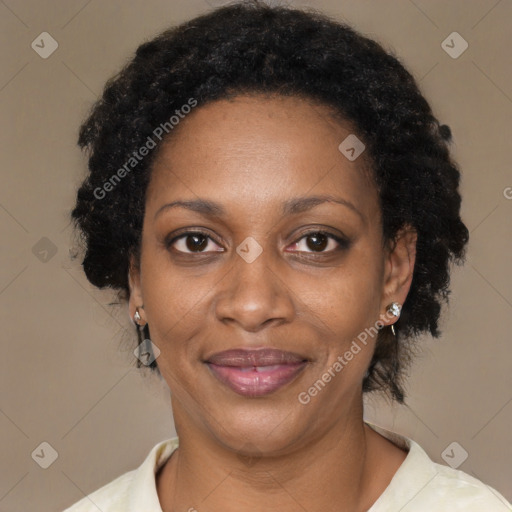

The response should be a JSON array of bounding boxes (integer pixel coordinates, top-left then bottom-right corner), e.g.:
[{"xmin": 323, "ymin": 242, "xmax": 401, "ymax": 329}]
[
  {"xmin": 62, "ymin": 471, "xmax": 134, "ymax": 512},
  {"xmin": 417, "ymin": 461, "xmax": 512, "ymax": 511},
  {"xmin": 365, "ymin": 422, "xmax": 511, "ymax": 512},
  {"xmin": 62, "ymin": 437, "xmax": 180, "ymax": 512}
]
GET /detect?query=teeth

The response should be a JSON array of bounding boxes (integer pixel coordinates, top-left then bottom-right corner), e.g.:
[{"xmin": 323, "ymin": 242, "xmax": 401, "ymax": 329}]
[{"xmin": 239, "ymin": 365, "xmax": 282, "ymax": 372}]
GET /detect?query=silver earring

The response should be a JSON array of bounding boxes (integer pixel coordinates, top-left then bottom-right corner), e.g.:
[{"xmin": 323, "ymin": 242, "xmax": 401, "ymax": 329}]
[
  {"xmin": 134, "ymin": 307, "xmax": 144, "ymax": 326},
  {"xmin": 386, "ymin": 302, "xmax": 402, "ymax": 317},
  {"xmin": 386, "ymin": 302, "xmax": 401, "ymax": 336}
]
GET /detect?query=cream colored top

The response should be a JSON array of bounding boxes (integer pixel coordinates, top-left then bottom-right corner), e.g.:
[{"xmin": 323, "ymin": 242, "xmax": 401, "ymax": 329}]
[{"xmin": 63, "ymin": 423, "xmax": 511, "ymax": 511}]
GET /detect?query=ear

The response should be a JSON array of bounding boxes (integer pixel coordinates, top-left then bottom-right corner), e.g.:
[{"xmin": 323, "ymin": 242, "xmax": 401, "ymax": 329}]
[
  {"xmin": 379, "ymin": 225, "xmax": 417, "ymax": 327},
  {"xmin": 128, "ymin": 254, "xmax": 145, "ymax": 325}
]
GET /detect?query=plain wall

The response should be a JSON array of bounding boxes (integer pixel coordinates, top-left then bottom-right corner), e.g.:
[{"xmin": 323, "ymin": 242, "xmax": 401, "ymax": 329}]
[{"xmin": 0, "ymin": 1, "xmax": 511, "ymax": 510}]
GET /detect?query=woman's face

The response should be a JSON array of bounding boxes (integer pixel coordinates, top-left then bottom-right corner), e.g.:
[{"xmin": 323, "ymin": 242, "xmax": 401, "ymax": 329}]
[{"xmin": 129, "ymin": 94, "xmax": 416, "ymax": 453}]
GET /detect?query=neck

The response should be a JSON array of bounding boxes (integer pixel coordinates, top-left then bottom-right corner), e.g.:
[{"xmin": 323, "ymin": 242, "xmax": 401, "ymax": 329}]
[{"xmin": 156, "ymin": 398, "xmax": 401, "ymax": 512}]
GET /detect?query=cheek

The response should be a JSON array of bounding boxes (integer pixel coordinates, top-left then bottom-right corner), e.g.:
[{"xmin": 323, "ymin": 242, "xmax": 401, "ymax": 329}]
[
  {"xmin": 297, "ymin": 255, "xmax": 383, "ymax": 378},
  {"xmin": 298, "ymin": 252, "xmax": 383, "ymax": 331},
  {"xmin": 139, "ymin": 252, "xmax": 214, "ymax": 370}
]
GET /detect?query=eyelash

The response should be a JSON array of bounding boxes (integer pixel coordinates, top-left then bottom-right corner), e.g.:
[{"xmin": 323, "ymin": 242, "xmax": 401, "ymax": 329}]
[{"xmin": 165, "ymin": 229, "xmax": 350, "ymax": 256}]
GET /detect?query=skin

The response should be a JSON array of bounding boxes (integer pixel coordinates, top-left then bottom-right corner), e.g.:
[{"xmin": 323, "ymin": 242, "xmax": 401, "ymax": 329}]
[{"xmin": 128, "ymin": 94, "xmax": 417, "ymax": 512}]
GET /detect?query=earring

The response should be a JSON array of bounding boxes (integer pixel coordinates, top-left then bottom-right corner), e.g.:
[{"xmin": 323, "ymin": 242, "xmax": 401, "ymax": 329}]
[
  {"xmin": 386, "ymin": 302, "xmax": 401, "ymax": 336},
  {"xmin": 134, "ymin": 306, "xmax": 145, "ymax": 326}
]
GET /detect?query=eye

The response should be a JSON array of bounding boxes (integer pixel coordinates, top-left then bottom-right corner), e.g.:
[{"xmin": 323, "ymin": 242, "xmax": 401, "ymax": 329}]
[
  {"xmin": 288, "ymin": 230, "xmax": 349, "ymax": 254},
  {"xmin": 166, "ymin": 229, "xmax": 350, "ymax": 255},
  {"xmin": 167, "ymin": 231, "xmax": 224, "ymax": 254}
]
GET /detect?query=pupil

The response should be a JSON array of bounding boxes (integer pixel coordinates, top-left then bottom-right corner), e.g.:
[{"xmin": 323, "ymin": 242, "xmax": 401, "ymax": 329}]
[
  {"xmin": 187, "ymin": 234, "xmax": 208, "ymax": 252},
  {"xmin": 184, "ymin": 233, "xmax": 329, "ymax": 253},
  {"xmin": 307, "ymin": 232, "xmax": 327, "ymax": 252}
]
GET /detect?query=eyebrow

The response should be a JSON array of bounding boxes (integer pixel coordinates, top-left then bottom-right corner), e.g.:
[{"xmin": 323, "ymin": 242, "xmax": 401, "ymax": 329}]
[{"xmin": 154, "ymin": 194, "xmax": 365, "ymax": 223}]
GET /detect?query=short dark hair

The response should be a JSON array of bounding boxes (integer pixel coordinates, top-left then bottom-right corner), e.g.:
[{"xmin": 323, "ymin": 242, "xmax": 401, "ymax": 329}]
[{"xmin": 71, "ymin": 0, "xmax": 469, "ymax": 402}]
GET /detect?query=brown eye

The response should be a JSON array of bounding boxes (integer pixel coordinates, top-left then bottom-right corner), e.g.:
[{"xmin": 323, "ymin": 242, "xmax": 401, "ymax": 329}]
[
  {"xmin": 167, "ymin": 231, "xmax": 223, "ymax": 254},
  {"xmin": 305, "ymin": 232, "xmax": 329, "ymax": 252},
  {"xmin": 185, "ymin": 233, "xmax": 208, "ymax": 252},
  {"xmin": 289, "ymin": 230, "xmax": 350, "ymax": 254}
]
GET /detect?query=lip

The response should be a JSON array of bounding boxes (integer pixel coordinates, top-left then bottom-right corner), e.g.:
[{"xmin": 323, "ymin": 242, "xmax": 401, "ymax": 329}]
[
  {"xmin": 205, "ymin": 348, "xmax": 308, "ymax": 366},
  {"xmin": 204, "ymin": 348, "xmax": 310, "ymax": 397}
]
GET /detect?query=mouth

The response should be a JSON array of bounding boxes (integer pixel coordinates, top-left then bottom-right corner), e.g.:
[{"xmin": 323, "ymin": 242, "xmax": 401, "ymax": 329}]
[{"xmin": 204, "ymin": 348, "xmax": 310, "ymax": 397}]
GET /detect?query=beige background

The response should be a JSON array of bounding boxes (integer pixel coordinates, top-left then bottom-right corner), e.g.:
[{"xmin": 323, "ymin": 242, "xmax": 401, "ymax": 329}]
[{"xmin": 0, "ymin": 0, "xmax": 511, "ymax": 510}]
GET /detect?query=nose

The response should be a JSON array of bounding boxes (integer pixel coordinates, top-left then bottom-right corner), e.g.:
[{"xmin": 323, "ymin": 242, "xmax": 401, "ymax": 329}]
[{"xmin": 214, "ymin": 246, "xmax": 295, "ymax": 333}]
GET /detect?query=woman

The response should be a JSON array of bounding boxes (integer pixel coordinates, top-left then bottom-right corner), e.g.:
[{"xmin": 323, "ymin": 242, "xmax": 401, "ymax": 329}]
[{"xmin": 64, "ymin": 1, "xmax": 512, "ymax": 511}]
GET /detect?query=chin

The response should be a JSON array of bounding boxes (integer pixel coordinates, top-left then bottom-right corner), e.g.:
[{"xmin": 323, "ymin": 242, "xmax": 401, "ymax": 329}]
[{"xmin": 207, "ymin": 401, "xmax": 308, "ymax": 455}]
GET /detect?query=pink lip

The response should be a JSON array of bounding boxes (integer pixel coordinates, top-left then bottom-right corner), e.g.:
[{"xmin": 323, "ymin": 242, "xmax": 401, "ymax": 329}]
[
  {"xmin": 206, "ymin": 362, "xmax": 308, "ymax": 397},
  {"xmin": 204, "ymin": 348, "xmax": 309, "ymax": 397}
]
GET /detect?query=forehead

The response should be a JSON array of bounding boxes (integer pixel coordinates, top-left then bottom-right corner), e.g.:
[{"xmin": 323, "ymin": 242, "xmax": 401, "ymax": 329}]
[{"xmin": 146, "ymin": 94, "xmax": 378, "ymax": 223}]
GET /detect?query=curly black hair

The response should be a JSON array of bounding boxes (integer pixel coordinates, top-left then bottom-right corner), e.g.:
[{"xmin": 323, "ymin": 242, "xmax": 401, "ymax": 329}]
[{"xmin": 70, "ymin": 0, "xmax": 469, "ymax": 403}]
